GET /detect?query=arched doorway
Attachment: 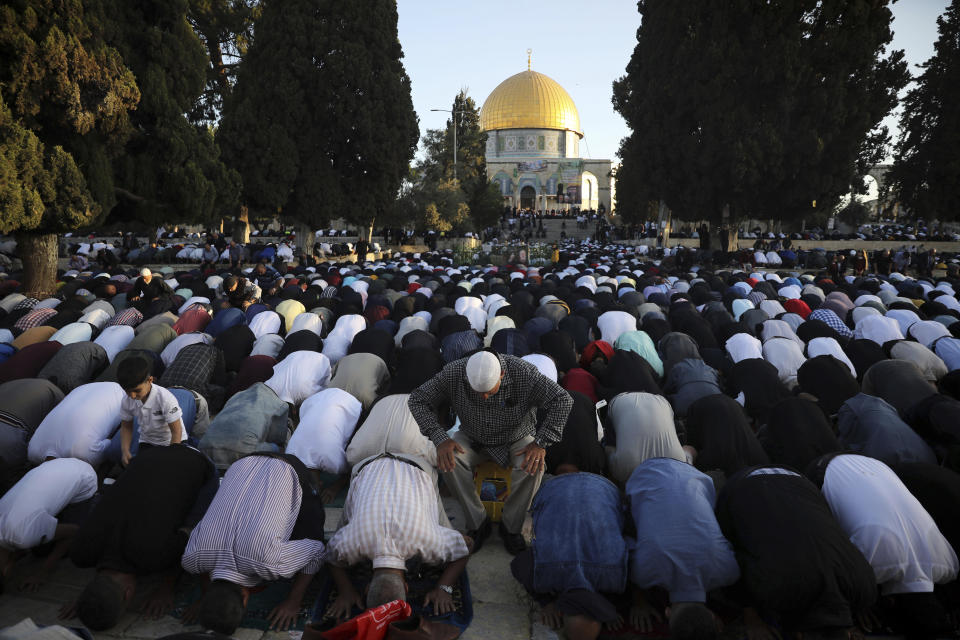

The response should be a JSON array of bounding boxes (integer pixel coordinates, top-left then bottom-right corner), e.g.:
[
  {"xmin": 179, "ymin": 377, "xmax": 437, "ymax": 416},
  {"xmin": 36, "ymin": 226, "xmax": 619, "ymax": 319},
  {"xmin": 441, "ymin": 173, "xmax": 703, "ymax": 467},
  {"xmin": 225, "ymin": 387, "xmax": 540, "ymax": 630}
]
[{"xmin": 520, "ymin": 185, "xmax": 536, "ymax": 210}]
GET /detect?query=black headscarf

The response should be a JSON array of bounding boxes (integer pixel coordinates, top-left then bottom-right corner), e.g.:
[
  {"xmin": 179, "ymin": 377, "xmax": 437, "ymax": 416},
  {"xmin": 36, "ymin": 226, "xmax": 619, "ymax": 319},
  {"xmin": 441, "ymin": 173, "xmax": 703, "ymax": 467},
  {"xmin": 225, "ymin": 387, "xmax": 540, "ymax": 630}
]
[
  {"xmin": 686, "ymin": 394, "xmax": 769, "ymax": 477},
  {"xmin": 388, "ymin": 347, "xmax": 444, "ymax": 394},
  {"xmin": 728, "ymin": 358, "xmax": 792, "ymax": 425},
  {"xmin": 797, "ymin": 355, "xmax": 860, "ymax": 416},
  {"xmin": 538, "ymin": 330, "xmax": 578, "ymax": 373},
  {"xmin": 597, "ymin": 349, "xmax": 660, "ymax": 400},
  {"xmin": 545, "ymin": 391, "xmax": 606, "ymax": 475},
  {"xmin": 760, "ymin": 397, "xmax": 841, "ymax": 471}
]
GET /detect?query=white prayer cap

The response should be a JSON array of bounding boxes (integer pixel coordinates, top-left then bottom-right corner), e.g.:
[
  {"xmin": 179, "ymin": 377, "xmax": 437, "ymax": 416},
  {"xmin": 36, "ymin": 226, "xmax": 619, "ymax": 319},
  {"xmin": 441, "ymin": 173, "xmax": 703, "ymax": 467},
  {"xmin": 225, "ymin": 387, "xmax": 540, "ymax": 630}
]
[
  {"xmin": 466, "ymin": 351, "xmax": 501, "ymax": 393},
  {"xmin": 140, "ymin": 268, "xmax": 151, "ymax": 277}
]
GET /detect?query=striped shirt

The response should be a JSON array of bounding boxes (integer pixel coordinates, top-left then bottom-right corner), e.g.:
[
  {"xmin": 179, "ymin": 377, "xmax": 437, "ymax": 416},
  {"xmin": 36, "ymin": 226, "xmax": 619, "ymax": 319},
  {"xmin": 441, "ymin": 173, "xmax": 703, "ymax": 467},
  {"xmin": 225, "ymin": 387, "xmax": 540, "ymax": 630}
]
[
  {"xmin": 181, "ymin": 456, "xmax": 325, "ymax": 586},
  {"xmin": 408, "ymin": 353, "xmax": 573, "ymax": 466},
  {"xmin": 327, "ymin": 455, "xmax": 468, "ymax": 571}
]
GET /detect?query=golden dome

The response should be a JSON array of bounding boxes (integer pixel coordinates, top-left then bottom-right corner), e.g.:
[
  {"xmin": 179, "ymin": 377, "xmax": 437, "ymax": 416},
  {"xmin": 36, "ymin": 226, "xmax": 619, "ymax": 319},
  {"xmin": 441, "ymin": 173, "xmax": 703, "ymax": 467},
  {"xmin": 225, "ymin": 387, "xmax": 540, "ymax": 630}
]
[{"xmin": 480, "ymin": 70, "xmax": 582, "ymax": 137}]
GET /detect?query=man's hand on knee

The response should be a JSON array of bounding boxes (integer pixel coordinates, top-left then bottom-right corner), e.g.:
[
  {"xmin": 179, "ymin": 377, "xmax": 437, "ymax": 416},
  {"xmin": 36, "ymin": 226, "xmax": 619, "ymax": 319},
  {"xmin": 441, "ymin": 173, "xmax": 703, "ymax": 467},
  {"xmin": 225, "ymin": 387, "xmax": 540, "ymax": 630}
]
[
  {"xmin": 519, "ymin": 442, "xmax": 546, "ymax": 475},
  {"xmin": 437, "ymin": 439, "xmax": 466, "ymax": 473}
]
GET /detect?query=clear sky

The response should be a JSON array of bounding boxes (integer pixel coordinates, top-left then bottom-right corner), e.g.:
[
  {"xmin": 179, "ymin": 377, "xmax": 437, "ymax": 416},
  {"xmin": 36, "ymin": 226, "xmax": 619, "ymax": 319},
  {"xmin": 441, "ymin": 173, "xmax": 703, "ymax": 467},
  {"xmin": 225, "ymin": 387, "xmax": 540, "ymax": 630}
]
[{"xmin": 397, "ymin": 0, "xmax": 950, "ymax": 163}]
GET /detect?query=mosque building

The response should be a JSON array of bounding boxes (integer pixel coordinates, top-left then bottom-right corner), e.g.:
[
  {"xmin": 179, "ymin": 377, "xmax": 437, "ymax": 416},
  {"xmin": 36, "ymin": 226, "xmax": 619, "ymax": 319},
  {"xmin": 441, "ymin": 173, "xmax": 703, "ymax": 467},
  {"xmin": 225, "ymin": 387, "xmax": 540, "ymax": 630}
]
[{"xmin": 479, "ymin": 53, "xmax": 614, "ymax": 214}]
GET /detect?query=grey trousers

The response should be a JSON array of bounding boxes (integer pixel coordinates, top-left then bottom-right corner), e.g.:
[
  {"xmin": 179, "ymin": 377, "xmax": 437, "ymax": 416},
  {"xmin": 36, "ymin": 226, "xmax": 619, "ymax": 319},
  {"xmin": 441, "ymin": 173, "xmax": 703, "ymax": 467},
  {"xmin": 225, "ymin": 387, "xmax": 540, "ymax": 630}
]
[{"xmin": 441, "ymin": 432, "xmax": 543, "ymax": 535}]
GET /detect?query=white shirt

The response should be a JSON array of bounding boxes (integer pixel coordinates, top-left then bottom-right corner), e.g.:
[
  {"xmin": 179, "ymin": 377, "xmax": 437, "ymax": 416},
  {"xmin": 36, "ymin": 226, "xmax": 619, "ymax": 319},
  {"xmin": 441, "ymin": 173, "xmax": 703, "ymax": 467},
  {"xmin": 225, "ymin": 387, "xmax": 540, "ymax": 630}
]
[
  {"xmin": 286, "ymin": 388, "xmax": 362, "ymax": 473},
  {"xmin": 854, "ymin": 314, "xmax": 903, "ymax": 345},
  {"xmin": 119, "ymin": 383, "xmax": 184, "ymax": 445},
  {"xmin": 265, "ymin": 351, "xmax": 331, "ymax": 405},
  {"xmin": 725, "ymin": 333, "xmax": 763, "ymax": 363},
  {"xmin": 762, "ymin": 337, "xmax": 807, "ymax": 389},
  {"xmin": 250, "ymin": 333, "xmax": 284, "ymax": 359},
  {"xmin": 290, "ymin": 312, "xmax": 323, "ymax": 337},
  {"xmin": 94, "ymin": 325, "xmax": 135, "ymax": 363},
  {"xmin": 28, "ymin": 382, "xmax": 125, "ymax": 465},
  {"xmin": 249, "ymin": 310, "xmax": 282, "ymax": 339},
  {"xmin": 0, "ymin": 458, "xmax": 97, "ymax": 550},
  {"xmin": 328, "ymin": 455, "xmax": 468, "ymax": 571},
  {"xmin": 522, "ymin": 354, "xmax": 558, "ymax": 382},
  {"xmin": 346, "ymin": 394, "xmax": 438, "ymax": 468},
  {"xmin": 822, "ymin": 454, "xmax": 958, "ymax": 595},
  {"xmin": 806, "ymin": 337, "xmax": 857, "ymax": 377},
  {"xmin": 597, "ymin": 310, "xmax": 637, "ymax": 345},
  {"xmin": 78, "ymin": 308, "xmax": 111, "ymax": 331},
  {"xmin": 49, "ymin": 322, "xmax": 93, "ymax": 346}
]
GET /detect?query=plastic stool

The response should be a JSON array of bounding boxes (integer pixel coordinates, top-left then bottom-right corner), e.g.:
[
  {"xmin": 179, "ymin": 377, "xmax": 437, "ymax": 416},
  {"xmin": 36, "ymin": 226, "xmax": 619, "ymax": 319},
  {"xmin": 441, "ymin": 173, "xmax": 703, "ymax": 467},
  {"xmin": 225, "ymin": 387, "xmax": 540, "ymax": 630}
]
[{"xmin": 474, "ymin": 461, "xmax": 512, "ymax": 522}]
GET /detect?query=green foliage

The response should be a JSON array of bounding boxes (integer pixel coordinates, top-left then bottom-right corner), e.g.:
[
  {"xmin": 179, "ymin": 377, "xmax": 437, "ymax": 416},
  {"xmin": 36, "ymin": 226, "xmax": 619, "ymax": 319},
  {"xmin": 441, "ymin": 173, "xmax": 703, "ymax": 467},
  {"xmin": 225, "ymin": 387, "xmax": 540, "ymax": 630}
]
[
  {"xmin": 218, "ymin": 0, "xmax": 418, "ymax": 230},
  {"xmin": 837, "ymin": 198, "xmax": 873, "ymax": 227},
  {"xmin": 102, "ymin": 0, "xmax": 240, "ymax": 224},
  {"xmin": 0, "ymin": 0, "xmax": 139, "ymax": 233},
  {"xmin": 888, "ymin": 0, "xmax": 960, "ymax": 220},
  {"xmin": 412, "ymin": 90, "xmax": 500, "ymax": 232},
  {"xmin": 187, "ymin": 0, "xmax": 258, "ymax": 125},
  {"xmin": 613, "ymin": 0, "xmax": 907, "ymax": 225}
]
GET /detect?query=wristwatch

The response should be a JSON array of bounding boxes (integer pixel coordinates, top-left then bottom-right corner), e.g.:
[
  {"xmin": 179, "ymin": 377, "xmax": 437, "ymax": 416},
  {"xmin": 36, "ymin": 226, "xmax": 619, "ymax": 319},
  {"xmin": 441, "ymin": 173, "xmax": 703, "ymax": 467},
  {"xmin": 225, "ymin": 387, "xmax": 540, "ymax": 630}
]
[{"xmin": 438, "ymin": 584, "xmax": 454, "ymax": 595}]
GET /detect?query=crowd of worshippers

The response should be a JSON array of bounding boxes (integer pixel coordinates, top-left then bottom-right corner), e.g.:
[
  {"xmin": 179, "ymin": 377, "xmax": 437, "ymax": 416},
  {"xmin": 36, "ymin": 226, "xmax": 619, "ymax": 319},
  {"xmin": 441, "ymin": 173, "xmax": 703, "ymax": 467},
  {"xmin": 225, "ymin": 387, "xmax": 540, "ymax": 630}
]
[{"xmin": 3, "ymin": 240, "xmax": 960, "ymax": 639}]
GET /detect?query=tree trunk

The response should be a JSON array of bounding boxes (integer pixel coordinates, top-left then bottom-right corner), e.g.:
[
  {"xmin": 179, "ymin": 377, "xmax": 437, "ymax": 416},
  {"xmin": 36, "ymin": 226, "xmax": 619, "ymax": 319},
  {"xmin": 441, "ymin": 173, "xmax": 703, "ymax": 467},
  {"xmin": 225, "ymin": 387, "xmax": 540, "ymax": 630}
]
[
  {"xmin": 235, "ymin": 205, "xmax": 250, "ymax": 243},
  {"xmin": 297, "ymin": 220, "xmax": 315, "ymax": 262},
  {"xmin": 16, "ymin": 232, "xmax": 59, "ymax": 299}
]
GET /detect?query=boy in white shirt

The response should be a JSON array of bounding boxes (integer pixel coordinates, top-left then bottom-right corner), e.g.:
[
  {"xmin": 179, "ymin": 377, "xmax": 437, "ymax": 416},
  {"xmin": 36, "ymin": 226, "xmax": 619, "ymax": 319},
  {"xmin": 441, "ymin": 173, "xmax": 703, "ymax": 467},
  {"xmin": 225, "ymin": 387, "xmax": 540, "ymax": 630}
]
[{"xmin": 116, "ymin": 356, "xmax": 184, "ymax": 465}]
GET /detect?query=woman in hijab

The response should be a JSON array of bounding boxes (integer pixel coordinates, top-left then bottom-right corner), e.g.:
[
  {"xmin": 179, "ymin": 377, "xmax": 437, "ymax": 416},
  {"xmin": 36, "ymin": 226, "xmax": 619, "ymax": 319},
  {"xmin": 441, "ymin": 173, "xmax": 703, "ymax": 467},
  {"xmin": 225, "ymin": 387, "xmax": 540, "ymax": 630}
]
[
  {"xmin": 538, "ymin": 330, "xmax": 578, "ymax": 374},
  {"xmin": 685, "ymin": 394, "xmax": 769, "ymax": 477},
  {"xmin": 545, "ymin": 391, "xmax": 606, "ymax": 475},
  {"xmin": 727, "ymin": 358, "xmax": 792, "ymax": 426},
  {"xmin": 276, "ymin": 329, "xmax": 323, "ymax": 361},
  {"xmin": 861, "ymin": 359, "xmax": 938, "ymax": 414},
  {"xmin": 605, "ymin": 391, "xmax": 684, "ymax": 485},
  {"xmin": 558, "ymin": 315, "xmax": 592, "ymax": 353},
  {"xmin": 658, "ymin": 332, "xmax": 701, "ymax": 376},
  {"xmin": 760, "ymin": 397, "xmax": 841, "ymax": 471},
  {"xmin": 387, "ymin": 347, "xmax": 445, "ymax": 395},
  {"xmin": 613, "ymin": 330, "xmax": 664, "ymax": 378},
  {"xmin": 796, "ymin": 355, "xmax": 860, "ymax": 416},
  {"xmin": 348, "ymin": 327, "xmax": 396, "ymax": 371},
  {"xmin": 597, "ymin": 350, "xmax": 661, "ymax": 400}
]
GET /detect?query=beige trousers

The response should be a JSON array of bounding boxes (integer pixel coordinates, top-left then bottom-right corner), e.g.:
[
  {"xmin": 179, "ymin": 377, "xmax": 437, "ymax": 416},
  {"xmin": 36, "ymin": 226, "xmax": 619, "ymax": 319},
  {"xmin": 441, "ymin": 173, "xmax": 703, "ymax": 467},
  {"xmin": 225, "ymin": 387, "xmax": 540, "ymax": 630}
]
[{"xmin": 441, "ymin": 432, "xmax": 543, "ymax": 535}]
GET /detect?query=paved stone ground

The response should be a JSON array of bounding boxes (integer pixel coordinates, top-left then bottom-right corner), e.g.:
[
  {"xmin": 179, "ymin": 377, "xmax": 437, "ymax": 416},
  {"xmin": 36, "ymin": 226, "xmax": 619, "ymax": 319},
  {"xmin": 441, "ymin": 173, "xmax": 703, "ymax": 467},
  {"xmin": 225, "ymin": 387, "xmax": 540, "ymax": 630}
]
[{"xmin": 0, "ymin": 501, "xmax": 565, "ymax": 640}]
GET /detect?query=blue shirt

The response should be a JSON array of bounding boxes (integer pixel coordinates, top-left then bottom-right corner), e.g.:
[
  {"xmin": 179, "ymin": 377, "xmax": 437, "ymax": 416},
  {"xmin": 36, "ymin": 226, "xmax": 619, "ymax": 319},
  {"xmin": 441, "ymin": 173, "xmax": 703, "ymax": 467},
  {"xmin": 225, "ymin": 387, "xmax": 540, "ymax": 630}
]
[
  {"xmin": 531, "ymin": 472, "xmax": 627, "ymax": 595},
  {"xmin": 626, "ymin": 458, "xmax": 739, "ymax": 602}
]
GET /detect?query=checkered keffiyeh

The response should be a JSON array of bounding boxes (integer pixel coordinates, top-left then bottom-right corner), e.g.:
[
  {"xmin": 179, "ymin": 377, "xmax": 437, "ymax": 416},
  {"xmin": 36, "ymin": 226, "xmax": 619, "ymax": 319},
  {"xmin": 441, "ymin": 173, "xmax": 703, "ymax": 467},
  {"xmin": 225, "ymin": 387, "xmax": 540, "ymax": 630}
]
[
  {"xmin": 107, "ymin": 307, "xmax": 143, "ymax": 327},
  {"xmin": 13, "ymin": 307, "xmax": 57, "ymax": 330},
  {"xmin": 13, "ymin": 297, "xmax": 38, "ymax": 311},
  {"xmin": 809, "ymin": 308, "xmax": 853, "ymax": 338}
]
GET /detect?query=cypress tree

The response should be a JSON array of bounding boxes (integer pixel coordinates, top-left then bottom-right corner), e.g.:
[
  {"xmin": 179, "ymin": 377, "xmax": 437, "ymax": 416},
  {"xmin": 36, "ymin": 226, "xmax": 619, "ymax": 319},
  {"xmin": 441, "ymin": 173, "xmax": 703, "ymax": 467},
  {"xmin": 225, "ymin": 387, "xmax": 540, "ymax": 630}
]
[
  {"xmin": 101, "ymin": 0, "xmax": 240, "ymax": 224},
  {"xmin": 0, "ymin": 0, "xmax": 139, "ymax": 296},
  {"xmin": 613, "ymin": 0, "xmax": 906, "ymax": 226},
  {"xmin": 888, "ymin": 0, "xmax": 960, "ymax": 220},
  {"xmin": 218, "ymin": 0, "xmax": 418, "ymax": 246}
]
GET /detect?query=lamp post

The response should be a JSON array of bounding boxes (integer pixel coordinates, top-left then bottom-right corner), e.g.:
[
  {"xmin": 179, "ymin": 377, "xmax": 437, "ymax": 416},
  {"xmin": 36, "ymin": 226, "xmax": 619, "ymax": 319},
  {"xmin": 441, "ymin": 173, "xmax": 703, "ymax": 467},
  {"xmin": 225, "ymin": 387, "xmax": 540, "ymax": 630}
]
[{"xmin": 430, "ymin": 108, "xmax": 468, "ymax": 182}]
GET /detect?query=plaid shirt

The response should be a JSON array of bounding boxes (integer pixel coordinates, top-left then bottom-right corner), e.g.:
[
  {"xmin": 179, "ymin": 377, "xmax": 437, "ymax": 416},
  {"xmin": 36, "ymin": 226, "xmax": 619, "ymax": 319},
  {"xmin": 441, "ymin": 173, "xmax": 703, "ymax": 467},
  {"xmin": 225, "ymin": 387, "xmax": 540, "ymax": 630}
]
[
  {"xmin": 107, "ymin": 308, "xmax": 143, "ymax": 327},
  {"xmin": 14, "ymin": 308, "xmax": 57, "ymax": 331},
  {"xmin": 160, "ymin": 343, "xmax": 224, "ymax": 396},
  {"xmin": 328, "ymin": 454, "xmax": 468, "ymax": 570},
  {"xmin": 408, "ymin": 353, "xmax": 573, "ymax": 466},
  {"xmin": 809, "ymin": 308, "xmax": 853, "ymax": 338}
]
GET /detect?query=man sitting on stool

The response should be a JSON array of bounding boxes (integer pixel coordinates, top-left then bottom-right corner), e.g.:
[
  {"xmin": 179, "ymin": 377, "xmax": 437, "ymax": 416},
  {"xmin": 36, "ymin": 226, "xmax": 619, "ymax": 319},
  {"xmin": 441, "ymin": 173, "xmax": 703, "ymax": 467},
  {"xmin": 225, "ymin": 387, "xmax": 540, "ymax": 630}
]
[{"xmin": 408, "ymin": 351, "xmax": 573, "ymax": 554}]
